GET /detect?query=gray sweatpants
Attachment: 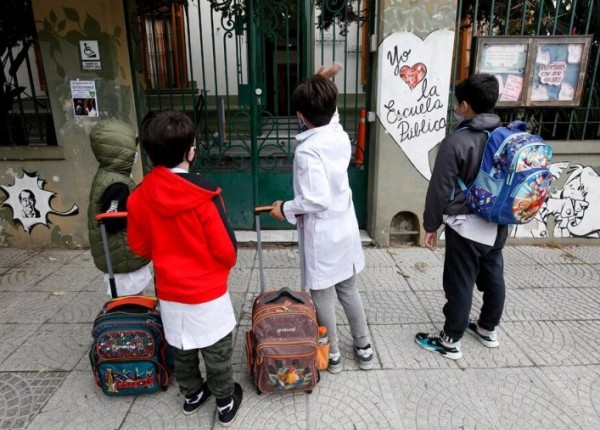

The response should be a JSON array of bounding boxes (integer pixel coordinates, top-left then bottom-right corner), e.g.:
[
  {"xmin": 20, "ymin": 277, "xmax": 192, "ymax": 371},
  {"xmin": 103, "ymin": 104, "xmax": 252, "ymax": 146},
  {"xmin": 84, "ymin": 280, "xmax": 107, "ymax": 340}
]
[{"xmin": 310, "ymin": 273, "xmax": 370, "ymax": 355}]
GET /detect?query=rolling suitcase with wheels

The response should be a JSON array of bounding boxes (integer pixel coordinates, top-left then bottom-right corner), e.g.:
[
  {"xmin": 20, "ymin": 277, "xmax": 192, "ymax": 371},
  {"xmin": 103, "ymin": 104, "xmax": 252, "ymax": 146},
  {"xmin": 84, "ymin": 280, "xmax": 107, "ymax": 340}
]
[
  {"xmin": 245, "ymin": 206, "xmax": 320, "ymax": 394},
  {"xmin": 89, "ymin": 212, "xmax": 172, "ymax": 396}
]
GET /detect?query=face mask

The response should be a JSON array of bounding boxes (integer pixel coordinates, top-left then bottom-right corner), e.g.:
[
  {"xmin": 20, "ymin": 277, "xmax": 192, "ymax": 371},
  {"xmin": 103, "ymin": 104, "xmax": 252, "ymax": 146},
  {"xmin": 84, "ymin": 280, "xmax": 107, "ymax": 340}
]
[
  {"xmin": 187, "ymin": 146, "xmax": 197, "ymax": 169},
  {"xmin": 453, "ymin": 103, "xmax": 465, "ymax": 123},
  {"xmin": 298, "ymin": 113, "xmax": 308, "ymax": 133}
]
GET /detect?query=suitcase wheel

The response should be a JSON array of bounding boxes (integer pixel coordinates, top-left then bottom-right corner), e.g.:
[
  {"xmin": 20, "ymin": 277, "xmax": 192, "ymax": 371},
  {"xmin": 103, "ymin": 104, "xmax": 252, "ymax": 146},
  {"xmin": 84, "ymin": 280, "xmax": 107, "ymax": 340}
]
[
  {"xmin": 306, "ymin": 390, "xmax": 312, "ymax": 394},
  {"xmin": 256, "ymin": 388, "xmax": 262, "ymax": 395}
]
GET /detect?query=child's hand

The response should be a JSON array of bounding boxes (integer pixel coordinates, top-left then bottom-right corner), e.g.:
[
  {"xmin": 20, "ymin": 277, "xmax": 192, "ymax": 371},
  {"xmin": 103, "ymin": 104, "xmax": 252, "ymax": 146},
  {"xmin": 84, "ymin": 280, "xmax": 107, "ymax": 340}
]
[
  {"xmin": 317, "ymin": 62, "xmax": 342, "ymax": 79},
  {"xmin": 270, "ymin": 200, "xmax": 286, "ymax": 221}
]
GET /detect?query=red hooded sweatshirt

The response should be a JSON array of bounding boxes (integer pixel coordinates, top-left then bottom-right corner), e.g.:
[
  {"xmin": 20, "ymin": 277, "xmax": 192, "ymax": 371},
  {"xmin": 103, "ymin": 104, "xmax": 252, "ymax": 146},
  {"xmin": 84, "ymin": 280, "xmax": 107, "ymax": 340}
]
[{"xmin": 127, "ymin": 166, "xmax": 237, "ymax": 304}]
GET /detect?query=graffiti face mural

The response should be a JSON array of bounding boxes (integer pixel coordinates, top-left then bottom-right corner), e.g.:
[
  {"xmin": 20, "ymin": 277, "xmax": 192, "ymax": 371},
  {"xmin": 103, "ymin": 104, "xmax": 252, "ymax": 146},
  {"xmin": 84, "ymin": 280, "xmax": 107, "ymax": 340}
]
[
  {"xmin": 0, "ymin": 170, "xmax": 79, "ymax": 233},
  {"xmin": 511, "ymin": 162, "xmax": 600, "ymax": 238}
]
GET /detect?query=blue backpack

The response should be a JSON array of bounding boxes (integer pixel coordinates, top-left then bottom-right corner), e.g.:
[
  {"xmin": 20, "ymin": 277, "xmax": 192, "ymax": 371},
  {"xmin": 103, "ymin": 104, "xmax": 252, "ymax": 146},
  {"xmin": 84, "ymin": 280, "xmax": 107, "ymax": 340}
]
[{"xmin": 456, "ymin": 121, "xmax": 553, "ymax": 225}]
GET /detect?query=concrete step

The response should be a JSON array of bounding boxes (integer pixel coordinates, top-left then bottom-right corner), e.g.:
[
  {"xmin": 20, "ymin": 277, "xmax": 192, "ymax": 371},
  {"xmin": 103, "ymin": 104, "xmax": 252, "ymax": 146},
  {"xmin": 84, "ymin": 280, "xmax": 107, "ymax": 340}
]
[{"xmin": 235, "ymin": 229, "xmax": 372, "ymax": 246}]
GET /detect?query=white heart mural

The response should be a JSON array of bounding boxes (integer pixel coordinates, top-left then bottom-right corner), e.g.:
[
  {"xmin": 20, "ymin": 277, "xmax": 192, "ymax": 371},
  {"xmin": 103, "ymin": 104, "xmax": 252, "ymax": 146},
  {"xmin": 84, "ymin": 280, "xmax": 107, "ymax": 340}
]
[{"xmin": 377, "ymin": 30, "xmax": 455, "ymax": 180}]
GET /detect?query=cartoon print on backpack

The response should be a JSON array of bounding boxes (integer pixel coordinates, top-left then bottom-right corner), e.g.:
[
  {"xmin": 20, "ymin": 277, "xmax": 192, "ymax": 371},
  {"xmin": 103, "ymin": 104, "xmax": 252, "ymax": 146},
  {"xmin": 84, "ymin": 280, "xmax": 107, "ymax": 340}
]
[{"xmin": 457, "ymin": 120, "xmax": 554, "ymax": 224}]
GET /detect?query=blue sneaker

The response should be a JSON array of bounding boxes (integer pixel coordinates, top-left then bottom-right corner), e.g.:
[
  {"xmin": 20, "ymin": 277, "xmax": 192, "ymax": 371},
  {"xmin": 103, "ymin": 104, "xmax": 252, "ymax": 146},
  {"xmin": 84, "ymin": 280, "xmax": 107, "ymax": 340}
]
[{"xmin": 415, "ymin": 332, "xmax": 462, "ymax": 360}]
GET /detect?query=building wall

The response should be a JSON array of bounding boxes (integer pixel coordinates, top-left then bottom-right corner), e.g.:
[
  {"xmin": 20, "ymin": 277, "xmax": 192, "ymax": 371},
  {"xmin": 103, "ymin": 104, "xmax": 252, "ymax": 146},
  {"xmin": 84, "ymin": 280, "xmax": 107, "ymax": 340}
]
[
  {"xmin": 0, "ymin": 0, "xmax": 142, "ymax": 247},
  {"xmin": 369, "ymin": 0, "xmax": 458, "ymax": 246},
  {"xmin": 368, "ymin": 0, "xmax": 600, "ymax": 246}
]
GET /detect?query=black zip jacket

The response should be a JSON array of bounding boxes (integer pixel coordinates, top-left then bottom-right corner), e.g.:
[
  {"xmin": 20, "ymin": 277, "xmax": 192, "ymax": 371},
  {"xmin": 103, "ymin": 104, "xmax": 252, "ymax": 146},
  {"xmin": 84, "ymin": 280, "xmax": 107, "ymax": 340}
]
[{"xmin": 423, "ymin": 113, "xmax": 502, "ymax": 232}]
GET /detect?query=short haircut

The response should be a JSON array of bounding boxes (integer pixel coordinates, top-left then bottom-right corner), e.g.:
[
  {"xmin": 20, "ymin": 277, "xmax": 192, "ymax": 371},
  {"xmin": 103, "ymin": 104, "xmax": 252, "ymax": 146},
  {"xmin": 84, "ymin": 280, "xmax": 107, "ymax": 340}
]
[
  {"xmin": 292, "ymin": 75, "xmax": 337, "ymax": 127},
  {"xmin": 455, "ymin": 73, "xmax": 499, "ymax": 114},
  {"xmin": 19, "ymin": 189, "xmax": 35, "ymax": 202},
  {"xmin": 138, "ymin": 110, "xmax": 195, "ymax": 168}
]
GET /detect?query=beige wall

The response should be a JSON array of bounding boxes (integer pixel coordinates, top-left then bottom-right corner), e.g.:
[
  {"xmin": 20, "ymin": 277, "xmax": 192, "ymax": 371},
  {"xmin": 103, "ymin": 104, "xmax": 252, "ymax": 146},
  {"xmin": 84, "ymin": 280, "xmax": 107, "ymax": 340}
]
[
  {"xmin": 0, "ymin": 0, "xmax": 141, "ymax": 247},
  {"xmin": 368, "ymin": 0, "xmax": 458, "ymax": 246}
]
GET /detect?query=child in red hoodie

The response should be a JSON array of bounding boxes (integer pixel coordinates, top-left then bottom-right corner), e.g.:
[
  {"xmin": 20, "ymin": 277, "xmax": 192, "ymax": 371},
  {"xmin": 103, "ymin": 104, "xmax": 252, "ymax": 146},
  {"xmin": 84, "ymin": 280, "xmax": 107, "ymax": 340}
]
[{"xmin": 127, "ymin": 110, "xmax": 242, "ymax": 425}]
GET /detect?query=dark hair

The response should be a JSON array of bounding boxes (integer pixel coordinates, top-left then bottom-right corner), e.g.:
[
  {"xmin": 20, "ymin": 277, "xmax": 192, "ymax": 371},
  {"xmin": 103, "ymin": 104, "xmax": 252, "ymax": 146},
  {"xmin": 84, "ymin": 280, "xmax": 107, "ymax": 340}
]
[
  {"xmin": 292, "ymin": 75, "xmax": 337, "ymax": 127},
  {"xmin": 138, "ymin": 110, "xmax": 195, "ymax": 168},
  {"xmin": 455, "ymin": 73, "xmax": 499, "ymax": 114}
]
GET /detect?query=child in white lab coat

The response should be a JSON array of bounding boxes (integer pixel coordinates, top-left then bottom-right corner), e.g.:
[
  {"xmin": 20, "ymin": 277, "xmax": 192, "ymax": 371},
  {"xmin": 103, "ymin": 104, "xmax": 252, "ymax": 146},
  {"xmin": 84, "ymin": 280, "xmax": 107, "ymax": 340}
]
[{"xmin": 270, "ymin": 73, "xmax": 373, "ymax": 373}]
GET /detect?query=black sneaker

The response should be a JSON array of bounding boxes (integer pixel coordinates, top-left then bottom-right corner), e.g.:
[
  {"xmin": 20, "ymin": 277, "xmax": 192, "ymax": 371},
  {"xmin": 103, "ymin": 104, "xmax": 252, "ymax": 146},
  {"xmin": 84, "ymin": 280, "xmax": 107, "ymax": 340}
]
[
  {"xmin": 354, "ymin": 344, "xmax": 374, "ymax": 370},
  {"xmin": 182, "ymin": 381, "xmax": 212, "ymax": 415},
  {"xmin": 467, "ymin": 320, "xmax": 499, "ymax": 348},
  {"xmin": 414, "ymin": 332, "xmax": 462, "ymax": 360},
  {"xmin": 217, "ymin": 382, "xmax": 243, "ymax": 427}
]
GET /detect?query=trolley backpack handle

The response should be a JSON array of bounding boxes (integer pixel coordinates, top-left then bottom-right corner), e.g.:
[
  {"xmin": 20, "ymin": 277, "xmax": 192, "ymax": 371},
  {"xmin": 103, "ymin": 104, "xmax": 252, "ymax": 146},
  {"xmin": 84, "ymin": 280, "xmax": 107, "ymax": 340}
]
[
  {"xmin": 263, "ymin": 287, "xmax": 307, "ymax": 304},
  {"xmin": 254, "ymin": 206, "xmax": 307, "ymax": 294},
  {"xmin": 96, "ymin": 211, "xmax": 128, "ymax": 299}
]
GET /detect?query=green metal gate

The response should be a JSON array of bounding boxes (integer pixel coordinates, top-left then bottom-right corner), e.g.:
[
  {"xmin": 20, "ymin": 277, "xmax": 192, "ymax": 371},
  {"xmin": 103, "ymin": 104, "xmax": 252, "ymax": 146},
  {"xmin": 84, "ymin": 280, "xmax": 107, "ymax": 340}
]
[{"xmin": 126, "ymin": 0, "xmax": 373, "ymax": 229}]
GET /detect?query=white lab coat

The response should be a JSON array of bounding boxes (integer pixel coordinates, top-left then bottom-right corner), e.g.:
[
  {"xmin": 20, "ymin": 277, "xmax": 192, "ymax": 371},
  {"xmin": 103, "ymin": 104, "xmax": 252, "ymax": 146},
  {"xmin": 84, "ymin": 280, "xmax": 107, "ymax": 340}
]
[{"xmin": 283, "ymin": 113, "xmax": 365, "ymax": 290}]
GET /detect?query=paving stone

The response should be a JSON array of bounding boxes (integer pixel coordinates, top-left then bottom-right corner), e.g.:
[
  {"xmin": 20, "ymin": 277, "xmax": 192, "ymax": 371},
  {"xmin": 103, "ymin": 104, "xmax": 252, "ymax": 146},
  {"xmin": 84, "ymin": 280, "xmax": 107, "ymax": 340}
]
[
  {"xmin": 363, "ymin": 291, "xmax": 431, "ymax": 324},
  {"xmin": 121, "ymin": 385, "xmax": 215, "ymax": 429},
  {"xmin": 235, "ymin": 248, "xmax": 257, "ymax": 269},
  {"xmin": 248, "ymin": 268, "xmax": 302, "ymax": 293},
  {"xmin": 0, "ymin": 323, "xmax": 92, "ymax": 371},
  {"xmin": 389, "ymin": 367, "xmax": 588, "ymax": 430},
  {"xmin": 544, "ymin": 263, "xmax": 600, "ymax": 287},
  {"xmin": 0, "ymin": 292, "xmax": 18, "ymax": 308},
  {"xmin": 255, "ymin": 248, "xmax": 300, "ymax": 268},
  {"xmin": 0, "ymin": 371, "xmax": 66, "ymax": 430},
  {"xmin": 65, "ymin": 251, "xmax": 97, "ymax": 269},
  {"xmin": 307, "ymin": 370, "xmax": 401, "ymax": 429},
  {"xmin": 229, "ymin": 268, "xmax": 252, "ymax": 293},
  {"xmin": 388, "ymin": 246, "xmax": 444, "ymax": 267},
  {"xmin": 509, "ymin": 245, "xmax": 583, "ymax": 265},
  {"xmin": 504, "ymin": 320, "xmax": 600, "ymax": 366},
  {"xmin": 398, "ymin": 264, "xmax": 443, "ymax": 291},
  {"xmin": 363, "ymin": 247, "xmax": 397, "ymax": 267},
  {"xmin": 562, "ymin": 246, "xmax": 600, "ymax": 264},
  {"xmin": 0, "ymin": 266, "xmax": 58, "ymax": 292},
  {"xmin": 358, "ymin": 266, "xmax": 411, "ymax": 292},
  {"xmin": 48, "ymin": 291, "xmax": 107, "ymax": 324},
  {"xmin": 29, "ymin": 266, "xmax": 101, "ymax": 293},
  {"xmin": 0, "ymin": 292, "xmax": 75, "ymax": 323},
  {"xmin": 25, "ymin": 370, "xmax": 133, "ymax": 430},
  {"xmin": 503, "ymin": 245, "xmax": 536, "ymax": 266},
  {"xmin": 0, "ymin": 249, "xmax": 38, "ymax": 268},
  {"xmin": 225, "ymin": 372, "xmax": 309, "ymax": 430},
  {"xmin": 371, "ymin": 324, "xmax": 460, "ymax": 370},
  {"xmin": 505, "ymin": 287, "xmax": 600, "ymax": 321},
  {"xmin": 413, "ymin": 289, "xmax": 484, "ymax": 324},
  {"xmin": 0, "ymin": 324, "xmax": 41, "ymax": 366},
  {"xmin": 1, "ymin": 245, "xmax": 600, "ymax": 430},
  {"xmin": 17, "ymin": 250, "xmax": 84, "ymax": 267},
  {"xmin": 504, "ymin": 264, "xmax": 566, "ymax": 288},
  {"xmin": 230, "ymin": 292, "xmax": 246, "ymax": 322}
]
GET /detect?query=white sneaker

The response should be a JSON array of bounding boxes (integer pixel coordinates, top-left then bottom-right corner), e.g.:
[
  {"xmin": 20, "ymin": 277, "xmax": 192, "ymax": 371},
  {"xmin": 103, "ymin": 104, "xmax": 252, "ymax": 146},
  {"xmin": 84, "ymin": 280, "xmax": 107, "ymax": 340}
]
[
  {"xmin": 467, "ymin": 321, "xmax": 499, "ymax": 348},
  {"xmin": 328, "ymin": 351, "xmax": 343, "ymax": 374},
  {"xmin": 354, "ymin": 344, "xmax": 374, "ymax": 370}
]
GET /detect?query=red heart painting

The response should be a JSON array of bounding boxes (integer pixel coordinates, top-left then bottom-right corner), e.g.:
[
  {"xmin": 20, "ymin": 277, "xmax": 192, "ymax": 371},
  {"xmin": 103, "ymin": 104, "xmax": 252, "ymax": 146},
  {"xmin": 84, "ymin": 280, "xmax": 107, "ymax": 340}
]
[{"xmin": 400, "ymin": 63, "xmax": 427, "ymax": 90}]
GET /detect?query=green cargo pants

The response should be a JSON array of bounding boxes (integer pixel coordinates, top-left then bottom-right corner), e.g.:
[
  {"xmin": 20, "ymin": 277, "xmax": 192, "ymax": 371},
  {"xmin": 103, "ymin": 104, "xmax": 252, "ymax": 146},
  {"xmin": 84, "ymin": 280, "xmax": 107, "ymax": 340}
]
[{"xmin": 173, "ymin": 331, "xmax": 234, "ymax": 400}]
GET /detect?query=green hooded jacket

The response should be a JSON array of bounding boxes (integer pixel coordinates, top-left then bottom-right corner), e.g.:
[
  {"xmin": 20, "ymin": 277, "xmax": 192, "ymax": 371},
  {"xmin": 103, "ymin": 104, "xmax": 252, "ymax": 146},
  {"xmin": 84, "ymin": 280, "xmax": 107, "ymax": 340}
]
[{"xmin": 87, "ymin": 119, "xmax": 149, "ymax": 273}]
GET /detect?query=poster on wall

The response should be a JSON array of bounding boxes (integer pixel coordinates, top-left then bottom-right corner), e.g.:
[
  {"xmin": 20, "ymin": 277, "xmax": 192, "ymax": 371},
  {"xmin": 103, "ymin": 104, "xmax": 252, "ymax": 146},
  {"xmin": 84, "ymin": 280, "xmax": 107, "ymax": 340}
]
[
  {"xmin": 70, "ymin": 80, "xmax": 99, "ymax": 117},
  {"xmin": 474, "ymin": 37, "xmax": 531, "ymax": 106},
  {"xmin": 376, "ymin": 30, "xmax": 455, "ymax": 180},
  {"xmin": 474, "ymin": 35, "xmax": 592, "ymax": 107},
  {"xmin": 528, "ymin": 37, "xmax": 591, "ymax": 106}
]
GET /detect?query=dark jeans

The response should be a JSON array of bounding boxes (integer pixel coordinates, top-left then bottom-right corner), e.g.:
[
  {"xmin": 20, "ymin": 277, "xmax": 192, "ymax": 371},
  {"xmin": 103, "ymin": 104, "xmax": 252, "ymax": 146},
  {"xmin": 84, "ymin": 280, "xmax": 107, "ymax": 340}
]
[
  {"xmin": 173, "ymin": 331, "xmax": 234, "ymax": 400},
  {"xmin": 442, "ymin": 224, "xmax": 508, "ymax": 341}
]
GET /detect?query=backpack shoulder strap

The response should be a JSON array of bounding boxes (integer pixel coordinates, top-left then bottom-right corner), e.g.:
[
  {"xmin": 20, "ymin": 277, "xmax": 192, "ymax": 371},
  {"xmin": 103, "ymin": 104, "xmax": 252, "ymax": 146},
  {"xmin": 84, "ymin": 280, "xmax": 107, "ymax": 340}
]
[{"xmin": 450, "ymin": 128, "xmax": 492, "ymax": 201}]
